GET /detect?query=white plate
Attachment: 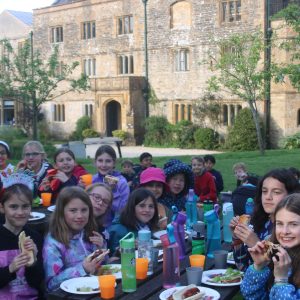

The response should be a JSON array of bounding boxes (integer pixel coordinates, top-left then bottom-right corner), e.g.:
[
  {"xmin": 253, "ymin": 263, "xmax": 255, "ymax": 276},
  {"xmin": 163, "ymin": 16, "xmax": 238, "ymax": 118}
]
[
  {"xmin": 135, "ymin": 250, "xmax": 164, "ymax": 263},
  {"xmin": 94, "ymin": 264, "xmax": 122, "ymax": 279},
  {"xmin": 202, "ymin": 269, "xmax": 242, "ymax": 287},
  {"xmin": 60, "ymin": 277, "xmax": 100, "ymax": 294},
  {"xmin": 227, "ymin": 252, "xmax": 235, "ymax": 265},
  {"xmin": 29, "ymin": 212, "xmax": 45, "ymax": 221},
  {"xmin": 153, "ymin": 239, "xmax": 162, "ymax": 247},
  {"xmin": 159, "ymin": 286, "xmax": 220, "ymax": 300},
  {"xmin": 47, "ymin": 205, "xmax": 56, "ymax": 212},
  {"xmin": 153, "ymin": 230, "xmax": 189, "ymax": 240}
]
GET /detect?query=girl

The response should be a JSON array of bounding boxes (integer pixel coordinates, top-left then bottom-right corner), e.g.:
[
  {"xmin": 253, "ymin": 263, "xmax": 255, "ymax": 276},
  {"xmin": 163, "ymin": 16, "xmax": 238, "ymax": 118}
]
[
  {"xmin": 191, "ymin": 156, "xmax": 217, "ymax": 203},
  {"xmin": 230, "ymin": 168, "xmax": 299, "ymax": 271},
  {"xmin": 17, "ymin": 141, "xmax": 53, "ymax": 196},
  {"xmin": 139, "ymin": 167, "xmax": 172, "ymax": 229},
  {"xmin": 241, "ymin": 193, "xmax": 300, "ymax": 299},
  {"xmin": 92, "ymin": 145, "xmax": 130, "ymax": 226},
  {"xmin": 43, "ymin": 186, "xmax": 106, "ymax": 291},
  {"xmin": 0, "ymin": 184, "xmax": 44, "ymax": 299},
  {"xmin": 108, "ymin": 188, "xmax": 159, "ymax": 254},
  {"xmin": 0, "ymin": 141, "xmax": 14, "ymax": 178},
  {"xmin": 39, "ymin": 148, "xmax": 88, "ymax": 202},
  {"xmin": 86, "ymin": 183, "xmax": 113, "ymax": 242},
  {"xmin": 159, "ymin": 159, "xmax": 194, "ymax": 211}
]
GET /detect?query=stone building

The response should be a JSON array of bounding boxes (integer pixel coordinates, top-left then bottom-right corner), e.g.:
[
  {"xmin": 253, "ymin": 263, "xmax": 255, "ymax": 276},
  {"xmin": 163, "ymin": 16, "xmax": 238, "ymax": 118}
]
[
  {"xmin": 33, "ymin": 0, "xmax": 300, "ymax": 146},
  {"xmin": 0, "ymin": 10, "xmax": 33, "ymax": 125}
]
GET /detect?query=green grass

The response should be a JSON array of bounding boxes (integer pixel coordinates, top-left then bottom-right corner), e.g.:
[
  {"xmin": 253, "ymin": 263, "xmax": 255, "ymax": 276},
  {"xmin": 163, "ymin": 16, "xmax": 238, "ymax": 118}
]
[{"xmin": 11, "ymin": 148, "xmax": 300, "ymax": 191}]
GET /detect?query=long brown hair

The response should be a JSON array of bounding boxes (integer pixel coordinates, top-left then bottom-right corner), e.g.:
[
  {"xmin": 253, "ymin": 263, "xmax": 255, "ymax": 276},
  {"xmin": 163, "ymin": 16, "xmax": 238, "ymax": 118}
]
[
  {"xmin": 267, "ymin": 193, "xmax": 300, "ymax": 289},
  {"xmin": 49, "ymin": 186, "xmax": 97, "ymax": 247}
]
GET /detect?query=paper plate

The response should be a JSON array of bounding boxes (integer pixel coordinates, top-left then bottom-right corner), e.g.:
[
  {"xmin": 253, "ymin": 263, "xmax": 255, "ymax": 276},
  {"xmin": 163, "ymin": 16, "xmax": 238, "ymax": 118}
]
[
  {"xmin": 159, "ymin": 286, "xmax": 220, "ymax": 300},
  {"xmin": 47, "ymin": 205, "xmax": 56, "ymax": 212},
  {"xmin": 60, "ymin": 277, "xmax": 100, "ymax": 294},
  {"xmin": 28, "ymin": 212, "xmax": 45, "ymax": 221},
  {"xmin": 202, "ymin": 269, "xmax": 242, "ymax": 287}
]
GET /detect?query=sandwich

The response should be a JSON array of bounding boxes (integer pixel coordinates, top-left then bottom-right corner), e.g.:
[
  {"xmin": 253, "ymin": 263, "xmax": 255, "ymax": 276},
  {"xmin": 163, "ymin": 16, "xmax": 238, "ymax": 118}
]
[
  {"xmin": 263, "ymin": 240, "xmax": 281, "ymax": 260},
  {"xmin": 18, "ymin": 231, "xmax": 35, "ymax": 266},
  {"xmin": 167, "ymin": 285, "xmax": 205, "ymax": 300},
  {"xmin": 87, "ymin": 249, "xmax": 110, "ymax": 262},
  {"xmin": 104, "ymin": 175, "xmax": 119, "ymax": 185},
  {"xmin": 238, "ymin": 214, "xmax": 251, "ymax": 226}
]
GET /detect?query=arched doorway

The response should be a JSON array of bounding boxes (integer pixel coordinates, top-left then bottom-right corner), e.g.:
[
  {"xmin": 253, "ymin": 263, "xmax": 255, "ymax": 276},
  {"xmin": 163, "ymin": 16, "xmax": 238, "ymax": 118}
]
[{"xmin": 106, "ymin": 100, "xmax": 121, "ymax": 136}]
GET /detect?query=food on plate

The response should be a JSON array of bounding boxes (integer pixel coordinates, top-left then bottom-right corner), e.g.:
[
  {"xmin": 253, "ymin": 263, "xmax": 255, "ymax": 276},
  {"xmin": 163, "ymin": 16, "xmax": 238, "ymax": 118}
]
[
  {"xmin": 263, "ymin": 240, "xmax": 281, "ymax": 260},
  {"xmin": 96, "ymin": 264, "xmax": 121, "ymax": 275},
  {"xmin": 238, "ymin": 214, "xmax": 251, "ymax": 225},
  {"xmin": 87, "ymin": 249, "xmax": 110, "ymax": 262},
  {"xmin": 76, "ymin": 286, "xmax": 98, "ymax": 292},
  {"xmin": 19, "ymin": 231, "xmax": 35, "ymax": 266},
  {"xmin": 104, "ymin": 175, "xmax": 119, "ymax": 185},
  {"xmin": 207, "ymin": 268, "xmax": 243, "ymax": 284},
  {"xmin": 166, "ymin": 284, "xmax": 206, "ymax": 300}
]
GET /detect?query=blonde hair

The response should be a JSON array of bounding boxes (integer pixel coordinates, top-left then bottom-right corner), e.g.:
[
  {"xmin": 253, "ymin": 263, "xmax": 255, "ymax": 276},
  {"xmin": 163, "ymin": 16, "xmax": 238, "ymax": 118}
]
[
  {"xmin": 232, "ymin": 162, "xmax": 247, "ymax": 172},
  {"xmin": 23, "ymin": 140, "xmax": 46, "ymax": 159}
]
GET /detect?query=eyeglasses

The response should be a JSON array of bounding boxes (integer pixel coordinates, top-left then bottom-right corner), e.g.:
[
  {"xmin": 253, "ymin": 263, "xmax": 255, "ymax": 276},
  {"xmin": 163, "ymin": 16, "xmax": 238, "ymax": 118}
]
[
  {"xmin": 89, "ymin": 193, "xmax": 110, "ymax": 206},
  {"xmin": 0, "ymin": 151, "xmax": 7, "ymax": 156},
  {"xmin": 24, "ymin": 152, "xmax": 42, "ymax": 158}
]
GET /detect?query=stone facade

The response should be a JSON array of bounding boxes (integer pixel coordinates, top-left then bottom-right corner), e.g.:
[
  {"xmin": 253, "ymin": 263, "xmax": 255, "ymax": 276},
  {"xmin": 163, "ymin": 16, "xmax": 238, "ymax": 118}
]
[{"xmin": 32, "ymin": 0, "xmax": 300, "ymax": 146}]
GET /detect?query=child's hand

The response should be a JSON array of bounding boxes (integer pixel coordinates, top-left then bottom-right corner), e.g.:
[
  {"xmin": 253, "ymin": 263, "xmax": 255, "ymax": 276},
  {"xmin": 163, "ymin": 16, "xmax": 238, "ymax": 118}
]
[
  {"xmin": 229, "ymin": 216, "xmax": 239, "ymax": 238},
  {"xmin": 54, "ymin": 171, "xmax": 69, "ymax": 183},
  {"xmin": 234, "ymin": 223, "xmax": 259, "ymax": 247},
  {"xmin": 9, "ymin": 253, "xmax": 31, "ymax": 273},
  {"xmin": 77, "ymin": 177, "xmax": 86, "ymax": 188},
  {"xmin": 16, "ymin": 160, "xmax": 27, "ymax": 170},
  {"xmin": 83, "ymin": 251, "xmax": 106, "ymax": 275},
  {"xmin": 23, "ymin": 237, "xmax": 38, "ymax": 257},
  {"xmin": 273, "ymin": 247, "xmax": 291, "ymax": 280},
  {"xmin": 248, "ymin": 241, "xmax": 270, "ymax": 270},
  {"xmin": 89, "ymin": 231, "xmax": 104, "ymax": 248}
]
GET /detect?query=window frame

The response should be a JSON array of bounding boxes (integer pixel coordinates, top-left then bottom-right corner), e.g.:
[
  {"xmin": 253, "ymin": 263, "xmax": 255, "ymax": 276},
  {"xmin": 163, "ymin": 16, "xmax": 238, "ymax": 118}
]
[
  {"xmin": 53, "ymin": 104, "xmax": 65, "ymax": 122},
  {"xmin": 83, "ymin": 58, "xmax": 96, "ymax": 77},
  {"xmin": 82, "ymin": 21, "xmax": 96, "ymax": 40},
  {"xmin": 220, "ymin": 0, "xmax": 241, "ymax": 24},
  {"xmin": 175, "ymin": 49, "xmax": 189, "ymax": 72},
  {"xmin": 117, "ymin": 15, "xmax": 133, "ymax": 35},
  {"xmin": 118, "ymin": 54, "xmax": 134, "ymax": 75},
  {"xmin": 50, "ymin": 26, "xmax": 63, "ymax": 43}
]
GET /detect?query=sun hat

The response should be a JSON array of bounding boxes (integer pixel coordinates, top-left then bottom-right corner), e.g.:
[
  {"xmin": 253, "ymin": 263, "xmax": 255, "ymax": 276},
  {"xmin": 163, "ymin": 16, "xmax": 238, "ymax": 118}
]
[
  {"xmin": 140, "ymin": 167, "xmax": 166, "ymax": 186},
  {"xmin": 0, "ymin": 141, "xmax": 10, "ymax": 157}
]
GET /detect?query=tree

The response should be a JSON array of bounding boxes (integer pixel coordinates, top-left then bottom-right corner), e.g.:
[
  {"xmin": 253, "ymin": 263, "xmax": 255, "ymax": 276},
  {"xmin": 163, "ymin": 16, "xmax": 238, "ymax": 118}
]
[
  {"xmin": 273, "ymin": 3, "xmax": 300, "ymax": 91},
  {"xmin": 0, "ymin": 35, "xmax": 89, "ymax": 139},
  {"xmin": 205, "ymin": 31, "xmax": 268, "ymax": 155}
]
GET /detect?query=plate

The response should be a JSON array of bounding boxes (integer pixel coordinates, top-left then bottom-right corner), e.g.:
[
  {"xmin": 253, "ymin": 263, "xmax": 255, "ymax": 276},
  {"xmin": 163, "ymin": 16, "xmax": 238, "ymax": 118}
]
[
  {"xmin": 159, "ymin": 286, "xmax": 220, "ymax": 300},
  {"xmin": 135, "ymin": 250, "xmax": 163, "ymax": 263},
  {"xmin": 227, "ymin": 252, "xmax": 235, "ymax": 265},
  {"xmin": 47, "ymin": 205, "xmax": 56, "ymax": 212},
  {"xmin": 202, "ymin": 269, "xmax": 242, "ymax": 287},
  {"xmin": 60, "ymin": 277, "xmax": 100, "ymax": 294},
  {"xmin": 29, "ymin": 212, "xmax": 45, "ymax": 221},
  {"xmin": 94, "ymin": 264, "xmax": 122, "ymax": 279}
]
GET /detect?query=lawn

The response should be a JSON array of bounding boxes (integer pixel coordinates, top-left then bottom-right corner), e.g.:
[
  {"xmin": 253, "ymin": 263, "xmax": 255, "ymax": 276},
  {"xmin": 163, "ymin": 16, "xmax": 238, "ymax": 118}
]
[{"xmin": 73, "ymin": 148, "xmax": 300, "ymax": 192}]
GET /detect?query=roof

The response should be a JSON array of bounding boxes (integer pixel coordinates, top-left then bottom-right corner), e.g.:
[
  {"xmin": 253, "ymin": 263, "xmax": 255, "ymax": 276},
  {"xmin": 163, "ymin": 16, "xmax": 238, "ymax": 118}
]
[
  {"xmin": 7, "ymin": 10, "xmax": 32, "ymax": 26},
  {"xmin": 52, "ymin": 0, "xmax": 83, "ymax": 5}
]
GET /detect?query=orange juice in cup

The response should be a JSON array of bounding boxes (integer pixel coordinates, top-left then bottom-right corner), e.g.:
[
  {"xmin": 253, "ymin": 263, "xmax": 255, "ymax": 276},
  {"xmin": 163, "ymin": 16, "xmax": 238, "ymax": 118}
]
[
  {"xmin": 81, "ymin": 174, "xmax": 93, "ymax": 186},
  {"xmin": 98, "ymin": 275, "xmax": 116, "ymax": 299},
  {"xmin": 136, "ymin": 258, "xmax": 148, "ymax": 280},
  {"xmin": 41, "ymin": 193, "xmax": 52, "ymax": 207},
  {"xmin": 189, "ymin": 254, "xmax": 206, "ymax": 268}
]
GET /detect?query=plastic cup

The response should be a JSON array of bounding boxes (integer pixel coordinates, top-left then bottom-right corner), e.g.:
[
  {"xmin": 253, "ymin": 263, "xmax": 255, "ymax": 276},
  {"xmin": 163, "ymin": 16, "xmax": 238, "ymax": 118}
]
[
  {"xmin": 41, "ymin": 193, "xmax": 52, "ymax": 207},
  {"xmin": 213, "ymin": 250, "xmax": 228, "ymax": 269},
  {"xmin": 98, "ymin": 275, "xmax": 116, "ymax": 299},
  {"xmin": 81, "ymin": 174, "xmax": 93, "ymax": 186},
  {"xmin": 186, "ymin": 267, "xmax": 203, "ymax": 285},
  {"xmin": 136, "ymin": 257, "xmax": 148, "ymax": 280},
  {"xmin": 189, "ymin": 254, "xmax": 206, "ymax": 268}
]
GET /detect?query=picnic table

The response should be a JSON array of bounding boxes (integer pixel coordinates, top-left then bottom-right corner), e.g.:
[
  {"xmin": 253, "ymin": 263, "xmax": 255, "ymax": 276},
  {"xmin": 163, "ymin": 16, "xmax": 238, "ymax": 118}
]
[{"xmin": 47, "ymin": 243, "xmax": 239, "ymax": 300}]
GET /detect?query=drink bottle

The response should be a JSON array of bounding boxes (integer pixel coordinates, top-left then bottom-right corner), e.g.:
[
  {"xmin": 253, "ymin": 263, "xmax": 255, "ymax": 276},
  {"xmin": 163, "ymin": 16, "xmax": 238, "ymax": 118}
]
[
  {"xmin": 185, "ymin": 189, "xmax": 198, "ymax": 230},
  {"xmin": 222, "ymin": 202, "xmax": 234, "ymax": 243},
  {"xmin": 192, "ymin": 232, "xmax": 205, "ymax": 254},
  {"xmin": 120, "ymin": 232, "xmax": 136, "ymax": 292},
  {"xmin": 203, "ymin": 200, "xmax": 214, "ymax": 223},
  {"xmin": 172, "ymin": 211, "xmax": 186, "ymax": 260},
  {"xmin": 137, "ymin": 229, "xmax": 153, "ymax": 275},
  {"xmin": 245, "ymin": 197, "xmax": 254, "ymax": 216}
]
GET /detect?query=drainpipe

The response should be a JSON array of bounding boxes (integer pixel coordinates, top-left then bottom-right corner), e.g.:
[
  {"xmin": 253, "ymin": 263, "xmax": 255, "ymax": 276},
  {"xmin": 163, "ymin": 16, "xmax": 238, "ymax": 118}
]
[{"xmin": 142, "ymin": 0, "xmax": 149, "ymax": 118}]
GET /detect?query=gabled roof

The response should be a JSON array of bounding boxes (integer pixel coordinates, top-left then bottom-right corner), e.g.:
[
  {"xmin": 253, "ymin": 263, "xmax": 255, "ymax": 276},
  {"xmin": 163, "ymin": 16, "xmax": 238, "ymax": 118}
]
[
  {"xmin": 7, "ymin": 10, "xmax": 32, "ymax": 26},
  {"xmin": 52, "ymin": 0, "xmax": 83, "ymax": 5}
]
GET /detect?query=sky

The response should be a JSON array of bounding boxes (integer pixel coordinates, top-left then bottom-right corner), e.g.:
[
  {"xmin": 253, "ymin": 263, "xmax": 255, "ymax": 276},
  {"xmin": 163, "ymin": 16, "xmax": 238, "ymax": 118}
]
[{"xmin": 0, "ymin": 0, "xmax": 54, "ymax": 13}]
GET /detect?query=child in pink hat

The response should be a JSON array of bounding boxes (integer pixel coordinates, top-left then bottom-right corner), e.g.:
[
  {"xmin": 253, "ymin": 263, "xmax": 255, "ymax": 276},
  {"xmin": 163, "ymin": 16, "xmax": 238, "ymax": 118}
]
[{"xmin": 140, "ymin": 167, "xmax": 172, "ymax": 229}]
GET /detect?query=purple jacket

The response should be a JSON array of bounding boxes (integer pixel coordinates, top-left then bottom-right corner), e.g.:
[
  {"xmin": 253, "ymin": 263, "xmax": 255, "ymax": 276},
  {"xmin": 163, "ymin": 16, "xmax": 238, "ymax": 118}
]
[{"xmin": 92, "ymin": 171, "xmax": 130, "ymax": 225}]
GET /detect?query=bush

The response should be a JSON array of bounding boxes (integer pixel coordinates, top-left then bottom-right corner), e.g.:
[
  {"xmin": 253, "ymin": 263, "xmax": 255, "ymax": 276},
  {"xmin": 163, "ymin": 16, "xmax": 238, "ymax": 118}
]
[
  {"xmin": 112, "ymin": 130, "xmax": 128, "ymax": 140},
  {"xmin": 144, "ymin": 116, "xmax": 174, "ymax": 146},
  {"xmin": 38, "ymin": 120, "xmax": 52, "ymax": 142},
  {"xmin": 194, "ymin": 127, "xmax": 219, "ymax": 149},
  {"xmin": 225, "ymin": 108, "xmax": 262, "ymax": 151},
  {"xmin": 282, "ymin": 132, "xmax": 300, "ymax": 149},
  {"xmin": 173, "ymin": 121, "xmax": 199, "ymax": 148},
  {"xmin": 69, "ymin": 116, "xmax": 91, "ymax": 140},
  {"xmin": 82, "ymin": 128, "xmax": 99, "ymax": 138}
]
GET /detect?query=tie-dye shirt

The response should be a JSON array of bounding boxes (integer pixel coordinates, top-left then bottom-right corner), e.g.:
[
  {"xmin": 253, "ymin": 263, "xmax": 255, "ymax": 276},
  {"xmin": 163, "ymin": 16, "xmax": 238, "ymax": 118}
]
[{"xmin": 43, "ymin": 231, "xmax": 97, "ymax": 291}]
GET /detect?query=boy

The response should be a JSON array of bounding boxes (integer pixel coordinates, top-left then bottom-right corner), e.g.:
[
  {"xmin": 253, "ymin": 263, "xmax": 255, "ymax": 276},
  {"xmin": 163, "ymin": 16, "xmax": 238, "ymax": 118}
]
[{"xmin": 204, "ymin": 155, "xmax": 224, "ymax": 193}]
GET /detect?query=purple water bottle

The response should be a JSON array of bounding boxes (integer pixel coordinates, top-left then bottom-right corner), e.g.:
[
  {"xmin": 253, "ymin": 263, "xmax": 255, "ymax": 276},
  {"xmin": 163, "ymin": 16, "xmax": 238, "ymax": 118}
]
[
  {"xmin": 172, "ymin": 206, "xmax": 186, "ymax": 260},
  {"xmin": 160, "ymin": 225, "xmax": 180, "ymax": 288}
]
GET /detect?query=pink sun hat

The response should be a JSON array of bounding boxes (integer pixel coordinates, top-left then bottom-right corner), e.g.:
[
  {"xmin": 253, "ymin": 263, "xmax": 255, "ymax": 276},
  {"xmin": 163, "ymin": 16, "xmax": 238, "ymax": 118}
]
[{"xmin": 140, "ymin": 167, "xmax": 167, "ymax": 186}]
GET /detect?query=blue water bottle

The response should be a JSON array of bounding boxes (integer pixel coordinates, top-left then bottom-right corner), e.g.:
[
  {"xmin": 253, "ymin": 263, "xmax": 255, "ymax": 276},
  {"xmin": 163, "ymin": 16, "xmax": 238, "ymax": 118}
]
[
  {"xmin": 245, "ymin": 198, "xmax": 254, "ymax": 216},
  {"xmin": 222, "ymin": 202, "xmax": 234, "ymax": 243},
  {"xmin": 185, "ymin": 189, "xmax": 198, "ymax": 230},
  {"xmin": 205, "ymin": 205, "xmax": 221, "ymax": 258}
]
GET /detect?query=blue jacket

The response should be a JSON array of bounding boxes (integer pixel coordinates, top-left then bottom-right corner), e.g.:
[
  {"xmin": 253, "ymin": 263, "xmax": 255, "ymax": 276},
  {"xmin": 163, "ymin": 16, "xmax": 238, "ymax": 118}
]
[
  {"xmin": 241, "ymin": 265, "xmax": 300, "ymax": 300},
  {"xmin": 208, "ymin": 169, "xmax": 224, "ymax": 193}
]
